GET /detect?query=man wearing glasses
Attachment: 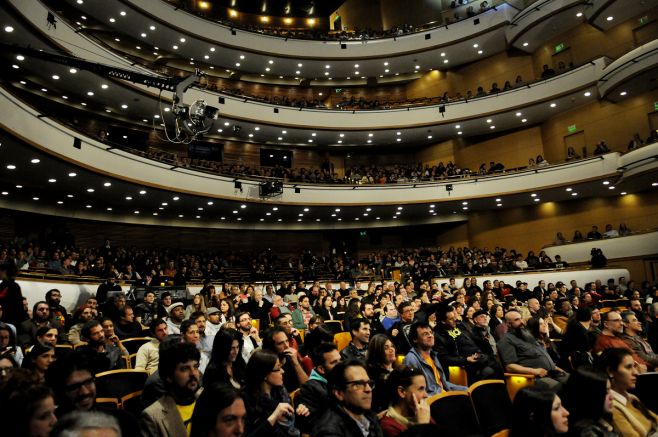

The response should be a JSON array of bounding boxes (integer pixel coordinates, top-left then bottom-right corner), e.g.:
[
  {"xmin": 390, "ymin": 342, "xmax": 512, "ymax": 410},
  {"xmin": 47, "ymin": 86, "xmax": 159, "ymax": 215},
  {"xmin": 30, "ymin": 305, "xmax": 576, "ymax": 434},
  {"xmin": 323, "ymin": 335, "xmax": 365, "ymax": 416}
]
[
  {"xmin": 594, "ymin": 310, "xmax": 648, "ymax": 372},
  {"xmin": 313, "ymin": 359, "xmax": 384, "ymax": 437},
  {"xmin": 46, "ymin": 350, "xmax": 138, "ymax": 435}
]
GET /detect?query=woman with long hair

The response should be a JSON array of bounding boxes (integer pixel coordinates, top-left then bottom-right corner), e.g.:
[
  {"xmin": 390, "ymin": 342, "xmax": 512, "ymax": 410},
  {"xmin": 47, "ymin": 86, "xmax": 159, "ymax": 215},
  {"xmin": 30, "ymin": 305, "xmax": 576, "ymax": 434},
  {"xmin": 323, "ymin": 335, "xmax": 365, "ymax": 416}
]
[
  {"xmin": 204, "ymin": 328, "xmax": 246, "ymax": 389},
  {"xmin": 563, "ymin": 367, "xmax": 618, "ymax": 436},
  {"xmin": 0, "ymin": 372, "xmax": 57, "ymax": 437},
  {"xmin": 366, "ymin": 334, "xmax": 398, "ymax": 413},
  {"xmin": 0, "ymin": 321, "xmax": 24, "ymax": 366},
  {"xmin": 219, "ymin": 298, "xmax": 236, "ymax": 325},
  {"xmin": 596, "ymin": 348, "xmax": 658, "ymax": 436},
  {"xmin": 527, "ymin": 316, "xmax": 561, "ymax": 365},
  {"xmin": 185, "ymin": 293, "xmax": 207, "ymax": 319},
  {"xmin": 245, "ymin": 349, "xmax": 309, "ymax": 437},
  {"xmin": 510, "ymin": 386, "xmax": 569, "ymax": 437},
  {"xmin": 21, "ymin": 343, "xmax": 55, "ymax": 382},
  {"xmin": 317, "ymin": 295, "xmax": 338, "ymax": 321}
]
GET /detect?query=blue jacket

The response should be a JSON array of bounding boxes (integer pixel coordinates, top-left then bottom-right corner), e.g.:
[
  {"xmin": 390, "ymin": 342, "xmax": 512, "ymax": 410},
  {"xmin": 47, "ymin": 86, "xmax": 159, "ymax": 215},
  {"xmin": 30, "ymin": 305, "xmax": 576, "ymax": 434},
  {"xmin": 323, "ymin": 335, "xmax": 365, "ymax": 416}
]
[{"xmin": 403, "ymin": 348, "xmax": 467, "ymax": 396}]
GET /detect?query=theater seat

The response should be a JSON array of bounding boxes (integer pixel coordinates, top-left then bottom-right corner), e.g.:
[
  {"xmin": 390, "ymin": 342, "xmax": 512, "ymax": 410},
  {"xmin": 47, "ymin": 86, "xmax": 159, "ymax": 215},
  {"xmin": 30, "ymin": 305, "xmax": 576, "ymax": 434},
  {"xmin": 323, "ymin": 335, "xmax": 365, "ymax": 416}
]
[
  {"xmin": 121, "ymin": 390, "xmax": 144, "ymax": 415},
  {"xmin": 95, "ymin": 397, "xmax": 120, "ymax": 410},
  {"xmin": 428, "ymin": 391, "xmax": 482, "ymax": 437},
  {"xmin": 634, "ymin": 372, "xmax": 658, "ymax": 413},
  {"xmin": 469, "ymin": 379, "xmax": 511, "ymax": 435},
  {"xmin": 333, "ymin": 332, "xmax": 352, "ymax": 352},
  {"xmin": 95, "ymin": 369, "xmax": 149, "ymax": 401},
  {"xmin": 448, "ymin": 366, "xmax": 469, "ymax": 387},
  {"xmin": 290, "ymin": 388, "xmax": 300, "ymax": 408},
  {"xmin": 324, "ymin": 320, "xmax": 343, "ymax": 333},
  {"xmin": 491, "ymin": 429, "xmax": 510, "ymax": 437},
  {"xmin": 504, "ymin": 373, "xmax": 535, "ymax": 401},
  {"xmin": 120, "ymin": 337, "xmax": 151, "ymax": 355}
]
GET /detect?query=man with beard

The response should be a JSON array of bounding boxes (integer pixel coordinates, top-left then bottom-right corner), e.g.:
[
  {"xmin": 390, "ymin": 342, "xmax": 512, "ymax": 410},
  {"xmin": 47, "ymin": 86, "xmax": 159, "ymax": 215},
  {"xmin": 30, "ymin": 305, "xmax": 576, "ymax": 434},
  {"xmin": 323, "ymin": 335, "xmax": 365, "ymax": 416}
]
[
  {"xmin": 237, "ymin": 311, "xmax": 261, "ymax": 363},
  {"xmin": 18, "ymin": 300, "xmax": 61, "ymax": 346},
  {"xmin": 313, "ymin": 359, "xmax": 384, "ymax": 437},
  {"xmin": 141, "ymin": 341, "xmax": 201, "ymax": 436},
  {"xmin": 165, "ymin": 302, "xmax": 185, "ymax": 335},
  {"xmin": 360, "ymin": 302, "xmax": 385, "ymax": 335},
  {"xmin": 497, "ymin": 310, "xmax": 568, "ymax": 390},
  {"xmin": 79, "ymin": 320, "xmax": 124, "ymax": 372},
  {"xmin": 263, "ymin": 327, "xmax": 309, "ymax": 392},
  {"xmin": 114, "ymin": 305, "xmax": 143, "ymax": 339},
  {"xmin": 46, "ymin": 289, "xmax": 68, "ymax": 327},
  {"xmin": 46, "ymin": 350, "xmax": 138, "ymax": 435},
  {"xmin": 135, "ymin": 319, "xmax": 168, "ymax": 374}
]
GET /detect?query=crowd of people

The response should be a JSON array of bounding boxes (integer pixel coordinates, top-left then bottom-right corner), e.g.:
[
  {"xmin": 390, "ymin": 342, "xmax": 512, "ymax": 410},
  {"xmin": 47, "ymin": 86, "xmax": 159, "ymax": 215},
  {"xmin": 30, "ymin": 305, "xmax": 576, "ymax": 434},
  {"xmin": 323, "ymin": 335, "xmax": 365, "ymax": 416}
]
[
  {"xmin": 171, "ymin": 0, "xmax": 495, "ymax": 42},
  {"xmin": 1, "ymin": 251, "xmax": 658, "ymax": 436},
  {"xmin": 553, "ymin": 224, "xmax": 634, "ymax": 246}
]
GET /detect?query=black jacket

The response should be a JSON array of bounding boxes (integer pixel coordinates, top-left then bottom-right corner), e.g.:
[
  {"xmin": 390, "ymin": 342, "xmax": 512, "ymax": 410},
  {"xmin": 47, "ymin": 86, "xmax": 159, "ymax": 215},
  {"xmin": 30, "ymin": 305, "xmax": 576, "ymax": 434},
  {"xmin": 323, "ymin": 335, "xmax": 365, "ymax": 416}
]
[
  {"xmin": 297, "ymin": 376, "xmax": 330, "ymax": 433},
  {"xmin": 313, "ymin": 403, "xmax": 384, "ymax": 437}
]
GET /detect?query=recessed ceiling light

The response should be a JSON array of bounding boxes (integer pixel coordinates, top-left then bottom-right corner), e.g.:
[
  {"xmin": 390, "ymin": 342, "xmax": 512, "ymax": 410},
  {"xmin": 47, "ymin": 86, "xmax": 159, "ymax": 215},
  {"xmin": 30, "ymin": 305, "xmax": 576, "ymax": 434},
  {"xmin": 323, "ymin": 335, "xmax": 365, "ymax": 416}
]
[
  {"xmin": 463, "ymin": 206, "xmax": 468, "ymax": 210},
  {"xmin": 576, "ymin": 12, "xmax": 583, "ymax": 17},
  {"xmin": 134, "ymin": 210, "xmax": 140, "ymax": 214},
  {"xmin": 87, "ymin": 91, "xmax": 94, "ymax": 96},
  {"xmin": 4, "ymin": 26, "xmax": 14, "ymax": 32},
  {"xmin": 584, "ymin": 91, "xmax": 591, "ymax": 97},
  {"xmin": 240, "ymin": 204, "xmax": 246, "ymax": 209},
  {"xmin": 51, "ymin": 75, "xmax": 60, "ymax": 80},
  {"xmin": 15, "ymin": 185, "xmax": 22, "ymax": 188},
  {"xmin": 1, "ymin": 192, "xmax": 8, "ymax": 195},
  {"xmin": 68, "ymin": 172, "xmax": 77, "ymax": 177},
  {"xmin": 603, "ymin": 181, "xmax": 610, "ymax": 185},
  {"xmin": 534, "ymin": 198, "xmax": 540, "ymax": 202},
  {"xmin": 550, "ymin": 103, "xmax": 557, "ymax": 108},
  {"xmin": 522, "ymin": 42, "xmax": 529, "ymax": 47},
  {"xmin": 103, "ymin": 182, "xmax": 111, "ymax": 187},
  {"xmin": 48, "ymin": 178, "xmax": 56, "ymax": 183},
  {"xmin": 109, "ymin": 18, "xmax": 116, "ymax": 23},
  {"xmin": 19, "ymin": 80, "xmax": 26, "ymax": 85},
  {"xmin": 141, "ymin": 33, "xmax": 147, "ymax": 38},
  {"xmin": 619, "ymin": 91, "xmax": 627, "ymax": 96},
  {"xmin": 335, "ymin": 208, "xmax": 341, "ymax": 212},
  {"xmin": 325, "ymin": 65, "xmax": 330, "ymax": 69},
  {"xmin": 497, "ymin": 203, "xmax": 502, "ymax": 207},
  {"xmin": 173, "ymin": 45, "xmax": 178, "ymax": 50},
  {"xmin": 397, "ymin": 206, "xmax": 403, "ymax": 210},
  {"xmin": 57, "ymin": 200, "xmax": 63, "ymax": 204},
  {"xmin": 571, "ymin": 192, "xmax": 578, "ymax": 196},
  {"xmin": 11, "ymin": 65, "xmax": 19, "ymax": 69},
  {"xmin": 31, "ymin": 158, "xmax": 40, "ymax": 164},
  {"xmin": 121, "ymin": 104, "xmax": 128, "ymax": 109},
  {"xmin": 521, "ymin": 118, "xmax": 528, "ymax": 123},
  {"xmin": 609, "ymin": 186, "xmax": 615, "ymax": 190},
  {"xmin": 490, "ymin": 126, "xmax": 495, "ymax": 129},
  {"xmin": 62, "ymin": 96, "xmax": 68, "ymax": 99},
  {"xmin": 86, "ymin": 205, "xmax": 92, "ymax": 208},
  {"xmin": 125, "ymin": 196, "xmax": 133, "ymax": 200},
  {"xmin": 652, "ymin": 182, "xmax": 658, "ymax": 187},
  {"xmin": 427, "ymin": 135, "xmax": 433, "ymax": 139},
  {"xmin": 443, "ymin": 59, "xmax": 449, "ymax": 64},
  {"xmin": 6, "ymin": 164, "xmax": 16, "ymax": 170},
  {"xmin": 150, "ymin": 25, "xmax": 156, "ymax": 30},
  {"xmin": 41, "ymin": 88, "xmax": 47, "ymax": 92},
  {"xmin": 67, "ymin": 194, "xmax": 73, "ymax": 197},
  {"xmin": 173, "ymin": 196, "xmax": 180, "ymax": 200},
  {"xmin": 606, "ymin": 16, "xmax": 613, "ymax": 21}
]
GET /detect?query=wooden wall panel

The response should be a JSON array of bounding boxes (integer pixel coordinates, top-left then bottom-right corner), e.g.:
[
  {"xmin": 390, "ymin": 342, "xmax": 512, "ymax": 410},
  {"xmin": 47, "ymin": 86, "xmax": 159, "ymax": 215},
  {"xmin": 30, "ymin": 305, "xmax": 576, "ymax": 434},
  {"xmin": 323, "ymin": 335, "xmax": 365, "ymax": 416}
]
[
  {"xmin": 456, "ymin": 127, "xmax": 543, "ymax": 170},
  {"xmin": 467, "ymin": 191, "xmax": 658, "ymax": 255},
  {"xmin": 540, "ymin": 92, "xmax": 658, "ymax": 162},
  {"xmin": 414, "ymin": 139, "xmax": 456, "ymax": 167}
]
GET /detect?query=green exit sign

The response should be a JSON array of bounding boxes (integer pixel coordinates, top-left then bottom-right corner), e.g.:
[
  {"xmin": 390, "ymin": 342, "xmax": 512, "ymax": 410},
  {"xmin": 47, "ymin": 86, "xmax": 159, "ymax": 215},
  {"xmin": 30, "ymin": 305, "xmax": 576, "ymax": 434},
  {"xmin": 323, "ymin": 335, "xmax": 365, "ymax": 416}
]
[
  {"xmin": 639, "ymin": 16, "xmax": 648, "ymax": 25},
  {"xmin": 654, "ymin": 102, "xmax": 658, "ymax": 111},
  {"xmin": 567, "ymin": 124, "xmax": 577, "ymax": 133},
  {"xmin": 335, "ymin": 88, "xmax": 343, "ymax": 94},
  {"xmin": 555, "ymin": 43, "xmax": 565, "ymax": 53}
]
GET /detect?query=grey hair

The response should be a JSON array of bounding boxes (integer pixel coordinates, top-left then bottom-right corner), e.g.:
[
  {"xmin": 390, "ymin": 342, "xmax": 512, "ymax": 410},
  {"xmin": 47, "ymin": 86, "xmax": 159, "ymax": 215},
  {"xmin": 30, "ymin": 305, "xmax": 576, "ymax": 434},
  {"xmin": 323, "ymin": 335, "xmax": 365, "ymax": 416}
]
[{"xmin": 52, "ymin": 411, "xmax": 121, "ymax": 437}]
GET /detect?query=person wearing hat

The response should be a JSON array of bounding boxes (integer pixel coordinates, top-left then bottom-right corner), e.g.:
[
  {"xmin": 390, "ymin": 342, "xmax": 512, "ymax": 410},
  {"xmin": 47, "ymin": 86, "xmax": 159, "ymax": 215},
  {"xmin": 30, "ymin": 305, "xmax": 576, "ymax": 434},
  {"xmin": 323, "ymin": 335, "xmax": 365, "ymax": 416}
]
[
  {"xmin": 434, "ymin": 304, "xmax": 502, "ymax": 383},
  {"xmin": 469, "ymin": 309, "xmax": 500, "ymax": 365},
  {"xmin": 205, "ymin": 307, "xmax": 222, "ymax": 337},
  {"xmin": 165, "ymin": 302, "xmax": 185, "ymax": 335}
]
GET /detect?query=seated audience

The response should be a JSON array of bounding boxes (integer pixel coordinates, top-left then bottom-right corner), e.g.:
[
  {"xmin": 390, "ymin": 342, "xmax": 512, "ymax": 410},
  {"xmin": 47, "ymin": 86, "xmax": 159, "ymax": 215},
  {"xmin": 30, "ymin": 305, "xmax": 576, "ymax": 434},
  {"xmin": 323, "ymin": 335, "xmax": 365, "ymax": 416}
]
[
  {"xmin": 135, "ymin": 318, "xmax": 169, "ymax": 374},
  {"xmin": 594, "ymin": 310, "xmax": 647, "ymax": 372},
  {"xmin": 509, "ymin": 386, "xmax": 569, "ymax": 437},
  {"xmin": 245, "ymin": 349, "xmax": 310, "ymax": 437},
  {"xmin": 379, "ymin": 365, "xmax": 431, "ymax": 437},
  {"xmin": 341, "ymin": 318, "xmax": 371, "ymax": 362},
  {"xmin": 562, "ymin": 367, "xmax": 617, "ymax": 436},
  {"xmin": 203, "ymin": 327, "xmax": 246, "ymax": 389},
  {"xmin": 262, "ymin": 328, "xmax": 309, "ymax": 393},
  {"xmin": 297, "ymin": 342, "xmax": 342, "ymax": 434},
  {"xmin": 366, "ymin": 334, "xmax": 398, "ymax": 413},
  {"xmin": 312, "ymin": 359, "xmax": 384, "ymax": 437},
  {"xmin": 497, "ymin": 311, "xmax": 568, "ymax": 390},
  {"xmin": 620, "ymin": 310, "xmax": 658, "ymax": 371},
  {"xmin": 0, "ymin": 371, "xmax": 58, "ymax": 437},
  {"xmin": 596, "ymin": 348, "xmax": 658, "ymax": 436},
  {"xmin": 403, "ymin": 321, "xmax": 466, "ymax": 396},
  {"xmin": 22, "ymin": 342, "xmax": 56, "ymax": 382},
  {"xmin": 141, "ymin": 341, "xmax": 202, "ymax": 437}
]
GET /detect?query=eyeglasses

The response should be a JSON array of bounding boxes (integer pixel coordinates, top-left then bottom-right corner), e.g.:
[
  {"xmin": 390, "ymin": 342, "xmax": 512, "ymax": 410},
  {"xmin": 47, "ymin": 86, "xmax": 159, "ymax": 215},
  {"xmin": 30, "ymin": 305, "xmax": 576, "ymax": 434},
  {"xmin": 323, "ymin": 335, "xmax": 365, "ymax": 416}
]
[
  {"xmin": 345, "ymin": 379, "xmax": 374, "ymax": 390},
  {"xmin": 63, "ymin": 377, "xmax": 95, "ymax": 392}
]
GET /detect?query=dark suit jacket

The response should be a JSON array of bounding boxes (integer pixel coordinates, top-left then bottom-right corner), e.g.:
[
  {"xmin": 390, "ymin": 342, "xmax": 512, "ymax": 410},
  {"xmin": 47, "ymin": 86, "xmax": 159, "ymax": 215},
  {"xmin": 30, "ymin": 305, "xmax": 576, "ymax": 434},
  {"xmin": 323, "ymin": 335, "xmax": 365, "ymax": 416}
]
[{"xmin": 141, "ymin": 395, "xmax": 189, "ymax": 437}]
